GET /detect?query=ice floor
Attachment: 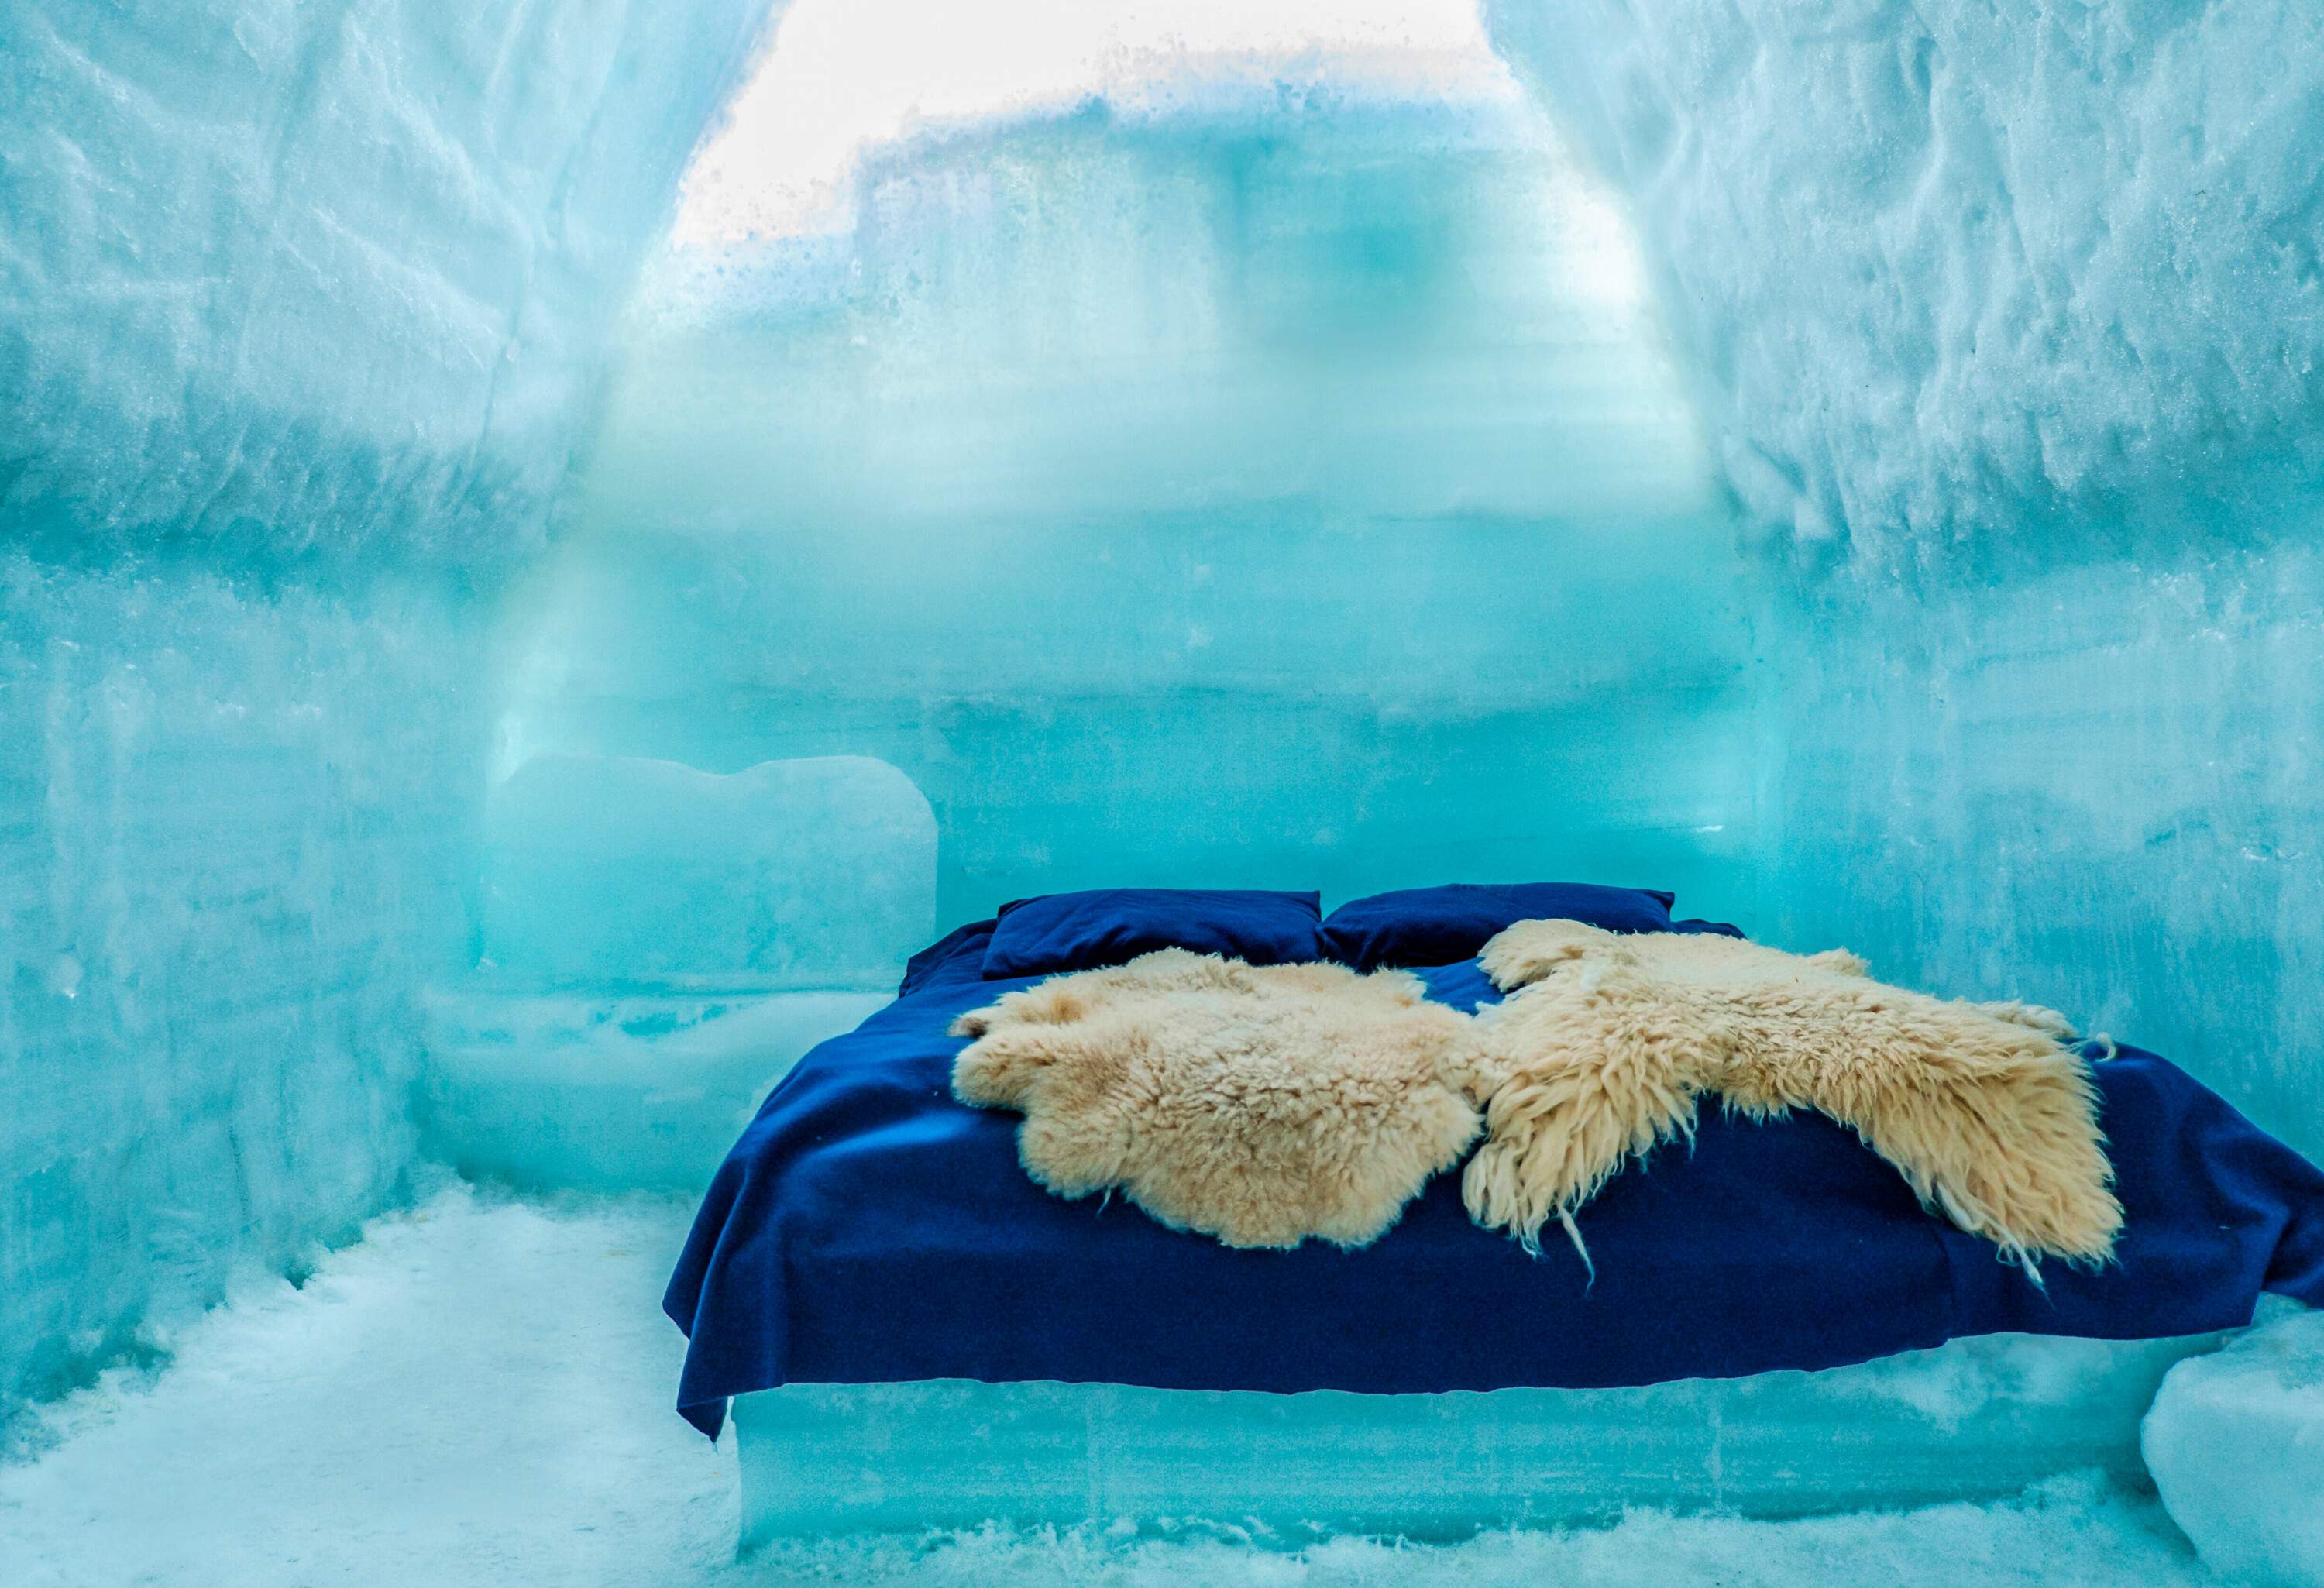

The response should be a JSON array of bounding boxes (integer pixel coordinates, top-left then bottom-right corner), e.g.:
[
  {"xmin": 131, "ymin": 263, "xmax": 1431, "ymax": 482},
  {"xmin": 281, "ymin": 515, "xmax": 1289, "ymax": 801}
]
[{"xmin": 0, "ymin": 1184, "xmax": 2229, "ymax": 1588}]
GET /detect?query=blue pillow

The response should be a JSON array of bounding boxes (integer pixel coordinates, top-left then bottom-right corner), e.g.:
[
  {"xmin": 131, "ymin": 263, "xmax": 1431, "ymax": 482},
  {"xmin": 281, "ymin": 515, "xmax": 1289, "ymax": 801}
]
[
  {"xmin": 1670, "ymin": 917, "xmax": 1746, "ymax": 939},
  {"xmin": 1320, "ymin": 882, "xmax": 1679, "ymax": 971},
  {"xmin": 899, "ymin": 917, "xmax": 999, "ymax": 997},
  {"xmin": 981, "ymin": 889, "xmax": 1326, "ymax": 979}
]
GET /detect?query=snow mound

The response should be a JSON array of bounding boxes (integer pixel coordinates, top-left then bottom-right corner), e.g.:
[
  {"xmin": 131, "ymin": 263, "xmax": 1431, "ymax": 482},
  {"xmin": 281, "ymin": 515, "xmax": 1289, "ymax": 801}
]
[{"xmin": 2144, "ymin": 1300, "xmax": 2324, "ymax": 1586}]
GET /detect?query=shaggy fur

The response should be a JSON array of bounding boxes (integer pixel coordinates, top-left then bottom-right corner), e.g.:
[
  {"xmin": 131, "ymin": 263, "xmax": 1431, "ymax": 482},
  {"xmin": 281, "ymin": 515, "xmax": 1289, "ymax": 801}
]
[
  {"xmin": 1464, "ymin": 919, "xmax": 2122, "ymax": 1270},
  {"xmin": 950, "ymin": 927, "xmax": 2120, "ymax": 1269},
  {"xmin": 950, "ymin": 949, "xmax": 1488, "ymax": 1249}
]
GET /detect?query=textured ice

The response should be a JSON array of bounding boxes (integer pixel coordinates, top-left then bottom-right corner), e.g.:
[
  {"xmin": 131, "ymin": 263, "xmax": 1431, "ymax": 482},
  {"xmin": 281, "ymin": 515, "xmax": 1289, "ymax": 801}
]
[
  {"xmin": 0, "ymin": 1188, "xmax": 2226, "ymax": 1586},
  {"xmin": 1750, "ymin": 545, "xmax": 2324, "ymax": 1161},
  {"xmin": 502, "ymin": 87, "xmax": 1758, "ymax": 926},
  {"xmin": 1, "ymin": 0, "xmax": 779, "ymax": 572},
  {"xmin": 483, "ymin": 753, "xmax": 935, "ymax": 988},
  {"xmin": 1481, "ymin": 0, "xmax": 2324, "ymax": 554},
  {"xmin": 0, "ymin": 559, "xmax": 482, "ymax": 1419},
  {"xmin": 2144, "ymin": 1299, "xmax": 2324, "ymax": 1586},
  {"xmin": 0, "ymin": 0, "xmax": 788, "ymax": 1423}
]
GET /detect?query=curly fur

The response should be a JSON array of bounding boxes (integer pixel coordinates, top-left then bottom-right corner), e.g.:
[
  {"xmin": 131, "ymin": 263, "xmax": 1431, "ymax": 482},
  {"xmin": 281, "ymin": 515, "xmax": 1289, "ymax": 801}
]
[
  {"xmin": 950, "ymin": 926, "xmax": 2120, "ymax": 1270},
  {"xmin": 1464, "ymin": 919, "xmax": 2120, "ymax": 1270},
  {"xmin": 950, "ymin": 949, "xmax": 1488, "ymax": 1249}
]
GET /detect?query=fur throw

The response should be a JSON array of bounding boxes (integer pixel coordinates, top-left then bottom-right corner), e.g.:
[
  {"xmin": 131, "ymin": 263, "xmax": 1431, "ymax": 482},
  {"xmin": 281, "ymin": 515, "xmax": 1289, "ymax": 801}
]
[
  {"xmin": 1465, "ymin": 920, "xmax": 2121, "ymax": 1269},
  {"xmin": 950, "ymin": 925, "xmax": 2120, "ymax": 1268},
  {"xmin": 950, "ymin": 949, "xmax": 1487, "ymax": 1249}
]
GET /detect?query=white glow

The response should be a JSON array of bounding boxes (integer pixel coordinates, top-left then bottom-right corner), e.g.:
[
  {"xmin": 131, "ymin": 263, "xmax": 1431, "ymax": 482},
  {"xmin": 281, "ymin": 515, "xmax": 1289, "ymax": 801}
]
[
  {"xmin": 1555, "ymin": 178, "xmax": 1652, "ymax": 313},
  {"xmin": 675, "ymin": 0, "xmax": 1512, "ymax": 242}
]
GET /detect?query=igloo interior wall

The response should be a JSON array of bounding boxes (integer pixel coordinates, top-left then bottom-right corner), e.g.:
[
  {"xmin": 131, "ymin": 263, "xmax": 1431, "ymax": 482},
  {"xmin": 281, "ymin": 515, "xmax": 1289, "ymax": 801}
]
[
  {"xmin": 1484, "ymin": 0, "xmax": 2324, "ymax": 1159},
  {"xmin": 502, "ymin": 84, "xmax": 1755, "ymax": 926},
  {"xmin": 1, "ymin": 0, "xmax": 777, "ymax": 1414},
  {"xmin": 5, "ymin": 0, "xmax": 2324, "ymax": 1534}
]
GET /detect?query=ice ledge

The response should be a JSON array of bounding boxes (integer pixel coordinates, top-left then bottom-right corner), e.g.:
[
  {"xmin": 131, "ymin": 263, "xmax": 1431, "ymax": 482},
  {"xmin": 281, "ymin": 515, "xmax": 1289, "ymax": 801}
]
[
  {"xmin": 418, "ymin": 987, "xmax": 885, "ymax": 1193},
  {"xmin": 431, "ymin": 750, "xmax": 937, "ymax": 1191}
]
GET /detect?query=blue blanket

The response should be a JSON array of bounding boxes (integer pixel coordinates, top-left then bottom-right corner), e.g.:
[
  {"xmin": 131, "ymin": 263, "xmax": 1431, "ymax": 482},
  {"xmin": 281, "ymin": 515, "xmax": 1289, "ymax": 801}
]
[{"xmin": 665, "ymin": 930, "xmax": 2324, "ymax": 1439}]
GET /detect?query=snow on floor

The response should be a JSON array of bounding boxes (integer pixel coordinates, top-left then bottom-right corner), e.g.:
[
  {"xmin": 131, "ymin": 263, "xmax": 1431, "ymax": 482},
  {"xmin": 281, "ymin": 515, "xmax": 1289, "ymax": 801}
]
[
  {"xmin": 0, "ymin": 1184, "xmax": 738, "ymax": 1588},
  {"xmin": 0, "ymin": 1184, "xmax": 2223, "ymax": 1587}
]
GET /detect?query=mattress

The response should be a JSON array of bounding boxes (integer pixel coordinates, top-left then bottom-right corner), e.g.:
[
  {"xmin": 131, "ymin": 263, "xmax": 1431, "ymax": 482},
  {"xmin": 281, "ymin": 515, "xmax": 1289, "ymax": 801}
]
[{"xmin": 665, "ymin": 912, "xmax": 2324, "ymax": 1442}]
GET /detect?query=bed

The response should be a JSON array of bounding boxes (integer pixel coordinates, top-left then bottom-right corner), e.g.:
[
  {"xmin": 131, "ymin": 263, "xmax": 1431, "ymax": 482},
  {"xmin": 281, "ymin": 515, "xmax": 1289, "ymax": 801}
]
[{"xmin": 663, "ymin": 887, "xmax": 2324, "ymax": 1542}]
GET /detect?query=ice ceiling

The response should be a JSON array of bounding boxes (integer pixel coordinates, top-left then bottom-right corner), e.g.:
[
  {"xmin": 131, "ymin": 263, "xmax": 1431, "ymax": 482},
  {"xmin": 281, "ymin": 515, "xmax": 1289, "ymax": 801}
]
[{"xmin": 4, "ymin": 0, "xmax": 2322, "ymax": 1429}]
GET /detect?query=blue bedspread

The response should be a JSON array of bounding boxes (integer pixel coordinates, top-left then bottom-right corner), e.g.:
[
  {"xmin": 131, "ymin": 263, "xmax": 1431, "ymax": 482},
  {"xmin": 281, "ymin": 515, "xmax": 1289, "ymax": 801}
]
[{"xmin": 664, "ymin": 933, "xmax": 2324, "ymax": 1440}]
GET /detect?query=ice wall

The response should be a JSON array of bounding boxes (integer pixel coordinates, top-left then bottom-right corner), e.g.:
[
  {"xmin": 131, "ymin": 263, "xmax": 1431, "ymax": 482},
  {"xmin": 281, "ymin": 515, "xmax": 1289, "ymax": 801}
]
[
  {"xmin": 1757, "ymin": 544, "xmax": 2324, "ymax": 1158},
  {"xmin": 482, "ymin": 753, "xmax": 933, "ymax": 989},
  {"xmin": 1480, "ymin": 0, "xmax": 2324, "ymax": 554},
  {"xmin": 1, "ymin": 0, "xmax": 780, "ymax": 1421},
  {"xmin": 1484, "ymin": 1, "xmax": 2324, "ymax": 1154},
  {"xmin": 504, "ymin": 90, "xmax": 1760, "ymax": 929},
  {"xmin": 0, "ymin": 560, "xmax": 483, "ymax": 1419},
  {"xmin": 2, "ymin": 0, "xmax": 777, "ymax": 572}
]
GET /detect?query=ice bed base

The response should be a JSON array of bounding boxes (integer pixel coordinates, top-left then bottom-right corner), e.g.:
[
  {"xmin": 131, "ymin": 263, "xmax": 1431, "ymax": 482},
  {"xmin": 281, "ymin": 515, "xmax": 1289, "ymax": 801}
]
[{"xmin": 731, "ymin": 1329, "xmax": 2226, "ymax": 1544}]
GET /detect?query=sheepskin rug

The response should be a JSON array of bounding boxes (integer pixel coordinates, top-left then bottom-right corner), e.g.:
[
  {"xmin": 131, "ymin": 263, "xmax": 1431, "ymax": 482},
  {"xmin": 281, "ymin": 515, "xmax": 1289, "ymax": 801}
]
[
  {"xmin": 950, "ymin": 949, "xmax": 1488, "ymax": 1249},
  {"xmin": 950, "ymin": 925, "xmax": 2120, "ymax": 1269},
  {"xmin": 1465, "ymin": 920, "xmax": 2121, "ymax": 1270}
]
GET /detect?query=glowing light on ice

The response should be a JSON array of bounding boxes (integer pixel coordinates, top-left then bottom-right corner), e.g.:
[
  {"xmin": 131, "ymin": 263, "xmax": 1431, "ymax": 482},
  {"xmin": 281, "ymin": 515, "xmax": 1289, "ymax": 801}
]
[{"xmin": 675, "ymin": 0, "xmax": 1516, "ymax": 242}]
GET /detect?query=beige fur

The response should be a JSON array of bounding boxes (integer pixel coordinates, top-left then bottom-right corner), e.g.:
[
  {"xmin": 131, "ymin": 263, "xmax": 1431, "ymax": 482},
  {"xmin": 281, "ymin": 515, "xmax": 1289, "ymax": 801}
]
[
  {"xmin": 1465, "ymin": 919, "xmax": 2120, "ymax": 1270},
  {"xmin": 950, "ymin": 949, "xmax": 1488, "ymax": 1249},
  {"xmin": 950, "ymin": 926, "xmax": 2120, "ymax": 1270}
]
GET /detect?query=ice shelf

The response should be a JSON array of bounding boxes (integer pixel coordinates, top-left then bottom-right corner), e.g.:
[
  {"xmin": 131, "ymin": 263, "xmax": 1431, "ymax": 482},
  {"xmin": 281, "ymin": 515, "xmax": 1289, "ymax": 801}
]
[
  {"xmin": 419, "ymin": 989, "xmax": 888, "ymax": 1194},
  {"xmin": 424, "ymin": 751, "xmax": 931, "ymax": 1192}
]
